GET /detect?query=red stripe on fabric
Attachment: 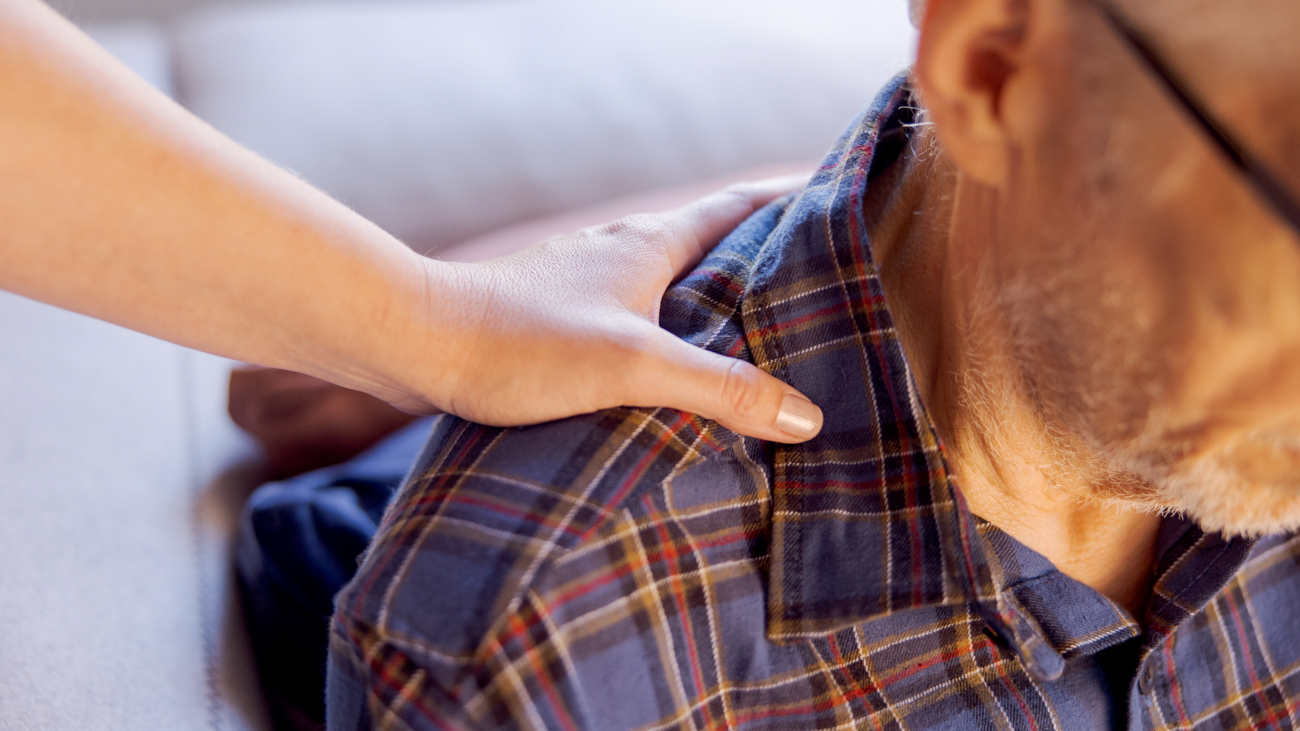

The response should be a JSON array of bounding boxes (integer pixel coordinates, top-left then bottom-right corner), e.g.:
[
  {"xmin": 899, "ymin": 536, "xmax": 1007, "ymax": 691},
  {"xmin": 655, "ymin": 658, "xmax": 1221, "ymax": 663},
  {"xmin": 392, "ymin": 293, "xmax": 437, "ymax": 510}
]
[
  {"xmin": 506, "ymin": 613, "xmax": 583, "ymax": 731},
  {"xmin": 484, "ymin": 525, "xmax": 763, "ymax": 655},
  {"xmin": 772, "ymin": 478, "xmax": 885, "ymax": 493},
  {"xmin": 989, "ymin": 653, "xmax": 1042, "ymax": 731},
  {"xmin": 865, "ymin": 198, "xmax": 924, "ymax": 606},
  {"xmin": 951, "ymin": 487, "xmax": 987, "ymax": 602},
  {"xmin": 579, "ymin": 411, "xmax": 693, "ymax": 543},
  {"xmin": 546, "ymin": 528, "xmax": 761, "ymax": 610},
  {"xmin": 729, "ymin": 634, "xmax": 978, "ymax": 729},
  {"xmin": 826, "ymin": 639, "xmax": 889, "ymax": 731},
  {"xmin": 1224, "ymin": 588, "xmax": 1291, "ymax": 729},
  {"xmin": 1161, "ymin": 642, "xmax": 1194, "ymax": 728},
  {"xmin": 700, "ymin": 269, "xmax": 746, "ymax": 297},
  {"xmin": 347, "ymin": 424, "xmax": 494, "ymax": 616},
  {"xmin": 874, "ymin": 642, "xmax": 984, "ymax": 689},
  {"xmin": 750, "ymin": 300, "xmax": 854, "ymax": 339},
  {"xmin": 747, "ymin": 290, "xmax": 890, "ymax": 342},
  {"xmin": 343, "ymin": 621, "xmax": 461, "ymax": 730},
  {"xmin": 835, "ymin": 130, "xmax": 930, "ymax": 610},
  {"xmin": 643, "ymin": 496, "xmax": 726, "ymax": 731},
  {"xmin": 433, "ymin": 493, "xmax": 588, "ymax": 539},
  {"xmin": 729, "ymin": 679, "xmax": 875, "ymax": 726},
  {"xmin": 819, "ymin": 610, "xmax": 1010, "ymax": 725}
]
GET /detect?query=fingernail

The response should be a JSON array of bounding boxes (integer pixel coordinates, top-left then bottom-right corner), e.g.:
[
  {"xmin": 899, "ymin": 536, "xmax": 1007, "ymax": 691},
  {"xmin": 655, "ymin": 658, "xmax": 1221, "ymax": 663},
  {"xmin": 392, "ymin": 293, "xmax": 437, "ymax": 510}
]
[{"xmin": 775, "ymin": 393, "xmax": 823, "ymax": 440}]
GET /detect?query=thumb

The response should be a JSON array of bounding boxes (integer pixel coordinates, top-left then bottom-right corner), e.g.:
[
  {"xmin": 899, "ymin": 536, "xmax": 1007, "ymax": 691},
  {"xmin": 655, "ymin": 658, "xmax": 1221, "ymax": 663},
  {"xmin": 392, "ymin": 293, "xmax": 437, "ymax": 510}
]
[{"xmin": 626, "ymin": 327, "xmax": 823, "ymax": 443}]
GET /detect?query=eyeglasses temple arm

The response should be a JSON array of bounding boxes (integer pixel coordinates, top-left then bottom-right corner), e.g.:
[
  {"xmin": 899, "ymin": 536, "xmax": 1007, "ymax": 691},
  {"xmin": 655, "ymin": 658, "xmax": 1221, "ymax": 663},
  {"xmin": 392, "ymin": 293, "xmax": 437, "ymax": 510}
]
[{"xmin": 1085, "ymin": 0, "xmax": 1300, "ymax": 236}]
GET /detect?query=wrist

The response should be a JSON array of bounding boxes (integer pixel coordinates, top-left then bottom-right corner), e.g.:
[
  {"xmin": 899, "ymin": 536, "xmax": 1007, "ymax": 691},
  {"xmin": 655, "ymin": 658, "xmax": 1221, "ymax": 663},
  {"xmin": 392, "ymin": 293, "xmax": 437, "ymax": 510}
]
[{"xmin": 356, "ymin": 252, "xmax": 489, "ymax": 414}]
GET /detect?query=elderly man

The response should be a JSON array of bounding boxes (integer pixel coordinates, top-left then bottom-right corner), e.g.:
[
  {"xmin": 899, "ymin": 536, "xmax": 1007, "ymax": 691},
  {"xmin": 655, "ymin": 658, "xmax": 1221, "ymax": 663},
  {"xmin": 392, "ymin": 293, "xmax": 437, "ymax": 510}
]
[{"xmin": 327, "ymin": 0, "xmax": 1300, "ymax": 728}]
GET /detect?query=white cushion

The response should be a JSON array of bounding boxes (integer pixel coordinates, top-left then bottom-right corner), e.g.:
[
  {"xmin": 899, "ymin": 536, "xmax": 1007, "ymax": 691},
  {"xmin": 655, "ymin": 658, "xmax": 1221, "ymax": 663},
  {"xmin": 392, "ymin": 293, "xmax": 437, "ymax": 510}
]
[
  {"xmin": 0, "ymin": 293, "xmax": 268, "ymax": 731},
  {"xmin": 173, "ymin": 0, "xmax": 916, "ymax": 253}
]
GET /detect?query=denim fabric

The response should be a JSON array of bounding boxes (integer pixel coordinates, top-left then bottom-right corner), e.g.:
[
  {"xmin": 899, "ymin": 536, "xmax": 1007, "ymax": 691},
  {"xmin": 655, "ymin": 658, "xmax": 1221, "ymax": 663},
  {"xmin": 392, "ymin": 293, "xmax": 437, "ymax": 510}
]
[{"xmin": 238, "ymin": 417, "xmax": 437, "ymax": 728}]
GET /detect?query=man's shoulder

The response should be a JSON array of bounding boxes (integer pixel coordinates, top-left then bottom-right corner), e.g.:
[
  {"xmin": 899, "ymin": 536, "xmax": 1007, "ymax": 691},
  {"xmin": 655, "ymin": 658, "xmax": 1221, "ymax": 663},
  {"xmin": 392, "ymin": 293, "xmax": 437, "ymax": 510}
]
[
  {"xmin": 334, "ymin": 406, "xmax": 745, "ymax": 673},
  {"xmin": 332, "ymin": 194, "xmax": 790, "ymax": 688},
  {"xmin": 327, "ymin": 404, "xmax": 777, "ymax": 730}
]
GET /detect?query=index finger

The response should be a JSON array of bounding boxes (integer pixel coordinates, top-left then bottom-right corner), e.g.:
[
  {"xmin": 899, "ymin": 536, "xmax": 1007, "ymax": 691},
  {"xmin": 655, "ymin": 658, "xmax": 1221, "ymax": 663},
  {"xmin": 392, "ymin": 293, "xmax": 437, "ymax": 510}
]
[{"xmin": 658, "ymin": 172, "xmax": 811, "ymax": 278}]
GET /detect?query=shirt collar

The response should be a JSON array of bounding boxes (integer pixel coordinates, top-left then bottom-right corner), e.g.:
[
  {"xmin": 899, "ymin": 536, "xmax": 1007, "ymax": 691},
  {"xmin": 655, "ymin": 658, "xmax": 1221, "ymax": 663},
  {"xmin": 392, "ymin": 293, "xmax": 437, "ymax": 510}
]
[
  {"xmin": 742, "ymin": 72, "xmax": 1000, "ymax": 638},
  {"xmin": 742, "ymin": 74, "xmax": 1256, "ymax": 680}
]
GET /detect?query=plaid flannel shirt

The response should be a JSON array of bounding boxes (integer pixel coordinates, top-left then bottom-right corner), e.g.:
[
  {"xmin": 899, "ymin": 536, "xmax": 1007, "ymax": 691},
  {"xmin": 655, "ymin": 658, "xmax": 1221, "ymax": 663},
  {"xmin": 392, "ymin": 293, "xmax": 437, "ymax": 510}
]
[{"xmin": 328, "ymin": 76, "xmax": 1300, "ymax": 731}]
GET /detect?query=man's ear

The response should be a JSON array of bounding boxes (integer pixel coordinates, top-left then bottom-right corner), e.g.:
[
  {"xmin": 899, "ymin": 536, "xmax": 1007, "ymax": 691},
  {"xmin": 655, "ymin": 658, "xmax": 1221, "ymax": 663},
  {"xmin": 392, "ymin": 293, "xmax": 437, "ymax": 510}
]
[{"xmin": 914, "ymin": 0, "xmax": 1032, "ymax": 188}]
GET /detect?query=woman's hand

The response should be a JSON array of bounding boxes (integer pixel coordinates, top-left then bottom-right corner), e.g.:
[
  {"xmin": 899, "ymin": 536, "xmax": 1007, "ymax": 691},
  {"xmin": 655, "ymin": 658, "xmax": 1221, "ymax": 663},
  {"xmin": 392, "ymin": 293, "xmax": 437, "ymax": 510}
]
[
  {"xmin": 389, "ymin": 177, "xmax": 824, "ymax": 443},
  {"xmin": 0, "ymin": 0, "xmax": 820, "ymax": 443}
]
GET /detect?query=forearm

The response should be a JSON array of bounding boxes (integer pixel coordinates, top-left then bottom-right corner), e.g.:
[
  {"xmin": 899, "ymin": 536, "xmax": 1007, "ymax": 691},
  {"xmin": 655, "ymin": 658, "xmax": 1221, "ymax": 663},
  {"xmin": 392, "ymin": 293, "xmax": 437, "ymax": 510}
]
[
  {"xmin": 0, "ymin": 0, "xmax": 823, "ymax": 440},
  {"xmin": 0, "ymin": 0, "xmax": 443, "ymax": 398}
]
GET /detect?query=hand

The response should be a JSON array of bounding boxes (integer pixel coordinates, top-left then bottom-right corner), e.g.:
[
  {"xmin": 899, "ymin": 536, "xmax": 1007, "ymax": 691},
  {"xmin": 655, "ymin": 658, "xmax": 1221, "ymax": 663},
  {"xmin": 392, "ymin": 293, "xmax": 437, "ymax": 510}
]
[
  {"xmin": 404, "ymin": 176, "xmax": 824, "ymax": 443},
  {"xmin": 0, "ymin": 0, "xmax": 819, "ymax": 443}
]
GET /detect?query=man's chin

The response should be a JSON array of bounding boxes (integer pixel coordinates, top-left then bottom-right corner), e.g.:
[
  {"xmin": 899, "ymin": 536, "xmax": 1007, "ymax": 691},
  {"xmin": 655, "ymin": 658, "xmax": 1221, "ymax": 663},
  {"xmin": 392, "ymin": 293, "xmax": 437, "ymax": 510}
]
[{"xmin": 1148, "ymin": 436, "xmax": 1300, "ymax": 538}]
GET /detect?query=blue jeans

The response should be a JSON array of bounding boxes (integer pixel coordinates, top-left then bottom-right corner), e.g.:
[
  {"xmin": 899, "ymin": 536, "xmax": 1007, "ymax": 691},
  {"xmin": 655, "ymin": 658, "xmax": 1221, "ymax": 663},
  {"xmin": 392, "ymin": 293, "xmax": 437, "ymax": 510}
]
[{"xmin": 236, "ymin": 418, "xmax": 437, "ymax": 730}]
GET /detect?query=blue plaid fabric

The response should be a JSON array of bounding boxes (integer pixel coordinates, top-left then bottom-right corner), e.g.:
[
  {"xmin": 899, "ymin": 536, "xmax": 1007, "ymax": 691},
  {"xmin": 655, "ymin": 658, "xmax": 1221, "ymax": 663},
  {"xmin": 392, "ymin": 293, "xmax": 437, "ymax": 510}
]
[{"xmin": 327, "ymin": 76, "xmax": 1300, "ymax": 731}]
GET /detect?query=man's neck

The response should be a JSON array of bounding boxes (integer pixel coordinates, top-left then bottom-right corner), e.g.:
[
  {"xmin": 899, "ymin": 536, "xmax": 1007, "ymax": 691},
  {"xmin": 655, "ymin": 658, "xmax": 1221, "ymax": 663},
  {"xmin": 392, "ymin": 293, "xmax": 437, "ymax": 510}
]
[{"xmin": 866, "ymin": 132, "xmax": 1162, "ymax": 618}]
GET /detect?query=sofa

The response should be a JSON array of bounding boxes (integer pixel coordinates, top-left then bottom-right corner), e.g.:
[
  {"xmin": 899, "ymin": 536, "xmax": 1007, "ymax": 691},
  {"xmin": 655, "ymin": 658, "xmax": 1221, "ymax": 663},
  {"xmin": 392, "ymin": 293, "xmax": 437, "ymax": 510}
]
[{"xmin": 0, "ymin": 2, "xmax": 915, "ymax": 728}]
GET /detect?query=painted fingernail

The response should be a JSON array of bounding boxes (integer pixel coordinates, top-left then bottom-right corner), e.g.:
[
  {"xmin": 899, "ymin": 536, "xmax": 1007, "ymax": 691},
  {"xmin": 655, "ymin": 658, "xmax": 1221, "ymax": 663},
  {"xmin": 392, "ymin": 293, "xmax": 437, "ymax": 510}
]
[{"xmin": 775, "ymin": 393, "xmax": 823, "ymax": 440}]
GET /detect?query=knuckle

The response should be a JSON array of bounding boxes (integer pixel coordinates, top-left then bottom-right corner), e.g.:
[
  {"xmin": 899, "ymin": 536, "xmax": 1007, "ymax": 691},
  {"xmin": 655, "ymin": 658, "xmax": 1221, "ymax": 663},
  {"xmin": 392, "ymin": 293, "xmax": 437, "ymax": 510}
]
[
  {"xmin": 593, "ymin": 325, "xmax": 661, "ymax": 404},
  {"xmin": 711, "ymin": 183, "xmax": 759, "ymax": 212},
  {"xmin": 595, "ymin": 319, "xmax": 657, "ymax": 366},
  {"xmin": 718, "ymin": 181, "xmax": 755, "ymax": 201},
  {"xmin": 720, "ymin": 359, "xmax": 765, "ymax": 423},
  {"xmin": 613, "ymin": 324, "xmax": 657, "ymax": 358},
  {"xmin": 598, "ymin": 213, "xmax": 672, "ymax": 246}
]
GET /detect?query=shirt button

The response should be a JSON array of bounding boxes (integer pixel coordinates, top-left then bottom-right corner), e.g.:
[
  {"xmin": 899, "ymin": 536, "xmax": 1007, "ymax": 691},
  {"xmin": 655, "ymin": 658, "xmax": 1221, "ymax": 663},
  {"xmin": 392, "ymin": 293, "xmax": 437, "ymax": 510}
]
[{"xmin": 1138, "ymin": 662, "xmax": 1157, "ymax": 695}]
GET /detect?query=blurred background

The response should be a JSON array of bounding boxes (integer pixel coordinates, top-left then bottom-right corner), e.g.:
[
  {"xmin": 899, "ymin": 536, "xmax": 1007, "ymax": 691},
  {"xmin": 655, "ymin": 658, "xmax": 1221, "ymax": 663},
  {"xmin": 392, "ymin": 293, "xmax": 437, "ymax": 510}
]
[
  {"xmin": 0, "ymin": 2, "xmax": 917, "ymax": 730},
  {"xmin": 52, "ymin": 0, "xmax": 198, "ymax": 22},
  {"xmin": 75, "ymin": 0, "xmax": 919, "ymax": 258}
]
